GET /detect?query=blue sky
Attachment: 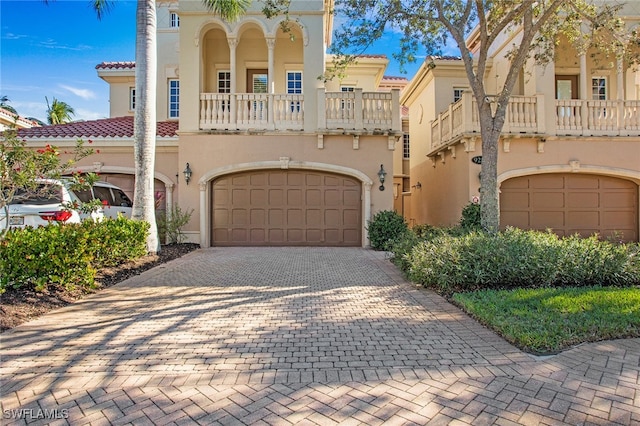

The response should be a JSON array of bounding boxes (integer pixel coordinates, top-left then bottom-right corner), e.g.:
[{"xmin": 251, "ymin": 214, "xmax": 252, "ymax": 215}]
[{"xmin": 1, "ymin": 0, "xmax": 423, "ymax": 123}]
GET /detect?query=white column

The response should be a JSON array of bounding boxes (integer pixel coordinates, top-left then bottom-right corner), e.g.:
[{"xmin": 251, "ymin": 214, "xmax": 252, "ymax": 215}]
[
  {"xmin": 266, "ymin": 38, "xmax": 275, "ymax": 94},
  {"xmin": 228, "ymin": 37, "xmax": 238, "ymax": 125},
  {"xmin": 579, "ymin": 53, "xmax": 588, "ymax": 100},
  {"xmin": 199, "ymin": 183, "xmax": 207, "ymax": 247}
]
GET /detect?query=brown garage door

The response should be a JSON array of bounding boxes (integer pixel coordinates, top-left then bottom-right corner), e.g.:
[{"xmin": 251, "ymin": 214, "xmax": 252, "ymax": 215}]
[
  {"xmin": 212, "ymin": 170, "xmax": 362, "ymax": 246},
  {"xmin": 500, "ymin": 173, "xmax": 638, "ymax": 242}
]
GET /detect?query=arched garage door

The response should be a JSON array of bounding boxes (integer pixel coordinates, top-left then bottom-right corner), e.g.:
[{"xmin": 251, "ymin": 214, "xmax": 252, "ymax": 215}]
[
  {"xmin": 500, "ymin": 173, "xmax": 638, "ymax": 242},
  {"xmin": 212, "ymin": 170, "xmax": 362, "ymax": 246}
]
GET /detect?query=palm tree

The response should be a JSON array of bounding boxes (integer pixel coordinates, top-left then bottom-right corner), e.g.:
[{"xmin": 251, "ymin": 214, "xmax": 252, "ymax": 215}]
[
  {"xmin": 132, "ymin": 0, "xmax": 160, "ymax": 254},
  {"xmin": 45, "ymin": 96, "xmax": 75, "ymax": 124},
  {"xmin": 202, "ymin": 0, "xmax": 252, "ymax": 21},
  {"xmin": 0, "ymin": 95, "xmax": 18, "ymax": 115}
]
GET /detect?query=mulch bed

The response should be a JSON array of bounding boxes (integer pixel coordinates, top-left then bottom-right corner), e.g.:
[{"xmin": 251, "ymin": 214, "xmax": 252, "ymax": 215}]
[{"xmin": 0, "ymin": 243, "xmax": 200, "ymax": 332}]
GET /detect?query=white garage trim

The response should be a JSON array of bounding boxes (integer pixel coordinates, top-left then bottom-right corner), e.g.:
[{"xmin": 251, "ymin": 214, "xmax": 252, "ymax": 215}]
[
  {"xmin": 198, "ymin": 161, "xmax": 374, "ymax": 247},
  {"xmin": 498, "ymin": 164, "xmax": 640, "ymax": 185}
]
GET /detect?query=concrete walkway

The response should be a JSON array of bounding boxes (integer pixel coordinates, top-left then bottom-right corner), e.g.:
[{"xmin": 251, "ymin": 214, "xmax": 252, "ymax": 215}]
[{"xmin": 1, "ymin": 247, "xmax": 638, "ymax": 425}]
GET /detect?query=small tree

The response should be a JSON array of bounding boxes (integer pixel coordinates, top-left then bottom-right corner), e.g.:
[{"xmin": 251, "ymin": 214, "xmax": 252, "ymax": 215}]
[
  {"xmin": 45, "ymin": 96, "xmax": 76, "ymax": 124},
  {"xmin": 0, "ymin": 129, "xmax": 96, "ymax": 239}
]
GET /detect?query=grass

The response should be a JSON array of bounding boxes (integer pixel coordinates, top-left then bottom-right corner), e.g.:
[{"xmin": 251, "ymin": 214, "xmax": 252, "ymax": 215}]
[{"xmin": 452, "ymin": 285, "xmax": 640, "ymax": 354}]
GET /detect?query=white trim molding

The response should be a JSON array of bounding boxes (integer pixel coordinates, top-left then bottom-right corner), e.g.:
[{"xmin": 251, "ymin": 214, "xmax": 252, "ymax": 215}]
[{"xmin": 198, "ymin": 161, "xmax": 374, "ymax": 247}]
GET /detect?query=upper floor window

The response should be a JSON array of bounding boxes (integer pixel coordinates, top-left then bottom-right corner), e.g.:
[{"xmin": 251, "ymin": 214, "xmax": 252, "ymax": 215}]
[
  {"xmin": 170, "ymin": 12, "xmax": 179, "ymax": 28},
  {"xmin": 129, "ymin": 87, "xmax": 136, "ymax": 111},
  {"xmin": 341, "ymin": 86, "xmax": 355, "ymax": 92},
  {"xmin": 592, "ymin": 77, "xmax": 607, "ymax": 100},
  {"xmin": 168, "ymin": 79, "xmax": 179, "ymax": 118},
  {"xmin": 403, "ymin": 134, "xmax": 410, "ymax": 159},
  {"xmin": 453, "ymin": 87, "xmax": 466, "ymax": 102},
  {"xmin": 218, "ymin": 71, "xmax": 231, "ymax": 93},
  {"xmin": 287, "ymin": 71, "xmax": 302, "ymax": 94}
]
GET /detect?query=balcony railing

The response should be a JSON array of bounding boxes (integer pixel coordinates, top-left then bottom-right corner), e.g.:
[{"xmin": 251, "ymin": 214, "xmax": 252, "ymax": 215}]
[
  {"xmin": 431, "ymin": 94, "xmax": 640, "ymax": 149},
  {"xmin": 431, "ymin": 93, "xmax": 544, "ymax": 149},
  {"xmin": 556, "ymin": 99, "xmax": 640, "ymax": 135},
  {"xmin": 199, "ymin": 88, "xmax": 400, "ymax": 133},
  {"xmin": 200, "ymin": 93, "xmax": 305, "ymax": 131}
]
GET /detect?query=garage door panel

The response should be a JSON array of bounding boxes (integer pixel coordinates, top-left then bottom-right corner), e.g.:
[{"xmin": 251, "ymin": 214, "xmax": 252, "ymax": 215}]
[
  {"xmin": 269, "ymin": 189, "xmax": 284, "ymax": 204},
  {"xmin": 501, "ymin": 173, "xmax": 638, "ymax": 243},
  {"xmin": 531, "ymin": 211, "xmax": 565, "ymax": 228},
  {"xmin": 213, "ymin": 170, "xmax": 361, "ymax": 246},
  {"xmin": 567, "ymin": 175, "xmax": 600, "ymax": 189},
  {"xmin": 568, "ymin": 192, "xmax": 599, "ymax": 208},
  {"xmin": 532, "ymin": 175, "xmax": 565, "ymax": 189},
  {"xmin": 532, "ymin": 192, "xmax": 564, "ymax": 209},
  {"xmin": 567, "ymin": 211, "xmax": 600, "ymax": 228},
  {"xmin": 269, "ymin": 209, "xmax": 284, "ymax": 225}
]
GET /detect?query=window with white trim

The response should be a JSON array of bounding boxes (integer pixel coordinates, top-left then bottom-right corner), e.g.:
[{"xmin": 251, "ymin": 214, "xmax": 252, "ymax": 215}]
[
  {"xmin": 170, "ymin": 12, "xmax": 179, "ymax": 28},
  {"xmin": 218, "ymin": 71, "xmax": 231, "ymax": 93},
  {"xmin": 129, "ymin": 87, "xmax": 136, "ymax": 111},
  {"xmin": 403, "ymin": 134, "xmax": 410, "ymax": 159},
  {"xmin": 453, "ymin": 87, "xmax": 466, "ymax": 102},
  {"xmin": 287, "ymin": 71, "xmax": 302, "ymax": 112},
  {"xmin": 168, "ymin": 79, "xmax": 179, "ymax": 118},
  {"xmin": 591, "ymin": 77, "xmax": 607, "ymax": 100}
]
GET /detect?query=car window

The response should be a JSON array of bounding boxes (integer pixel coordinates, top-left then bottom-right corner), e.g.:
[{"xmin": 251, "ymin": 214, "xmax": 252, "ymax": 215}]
[
  {"xmin": 112, "ymin": 189, "xmax": 132, "ymax": 207},
  {"xmin": 73, "ymin": 188, "xmax": 93, "ymax": 203},
  {"xmin": 10, "ymin": 184, "xmax": 63, "ymax": 205},
  {"xmin": 93, "ymin": 185, "xmax": 114, "ymax": 206}
]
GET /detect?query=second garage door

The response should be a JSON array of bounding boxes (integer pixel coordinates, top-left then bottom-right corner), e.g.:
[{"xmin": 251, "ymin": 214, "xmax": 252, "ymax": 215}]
[
  {"xmin": 500, "ymin": 173, "xmax": 638, "ymax": 242},
  {"xmin": 212, "ymin": 170, "xmax": 362, "ymax": 246}
]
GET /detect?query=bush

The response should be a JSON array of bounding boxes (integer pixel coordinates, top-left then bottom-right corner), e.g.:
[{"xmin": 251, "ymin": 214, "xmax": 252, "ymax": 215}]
[
  {"xmin": 400, "ymin": 227, "xmax": 639, "ymax": 295},
  {"xmin": 0, "ymin": 218, "xmax": 149, "ymax": 293},
  {"xmin": 459, "ymin": 201, "xmax": 482, "ymax": 230},
  {"xmin": 367, "ymin": 210, "xmax": 408, "ymax": 250},
  {"xmin": 157, "ymin": 204, "xmax": 194, "ymax": 244}
]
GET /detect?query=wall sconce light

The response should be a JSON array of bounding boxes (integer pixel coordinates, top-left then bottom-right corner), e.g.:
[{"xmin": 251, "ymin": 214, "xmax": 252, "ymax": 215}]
[
  {"xmin": 413, "ymin": 181, "xmax": 422, "ymax": 190},
  {"xmin": 377, "ymin": 164, "xmax": 387, "ymax": 191},
  {"xmin": 183, "ymin": 163, "xmax": 193, "ymax": 185}
]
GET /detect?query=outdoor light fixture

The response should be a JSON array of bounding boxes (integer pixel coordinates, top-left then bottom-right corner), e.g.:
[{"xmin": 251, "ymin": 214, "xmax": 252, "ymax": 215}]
[
  {"xmin": 413, "ymin": 181, "xmax": 422, "ymax": 190},
  {"xmin": 377, "ymin": 164, "xmax": 387, "ymax": 191},
  {"xmin": 183, "ymin": 163, "xmax": 192, "ymax": 185}
]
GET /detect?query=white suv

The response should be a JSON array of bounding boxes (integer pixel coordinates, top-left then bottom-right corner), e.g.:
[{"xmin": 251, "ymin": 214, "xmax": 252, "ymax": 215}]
[{"xmin": 0, "ymin": 179, "xmax": 132, "ymax": 232}]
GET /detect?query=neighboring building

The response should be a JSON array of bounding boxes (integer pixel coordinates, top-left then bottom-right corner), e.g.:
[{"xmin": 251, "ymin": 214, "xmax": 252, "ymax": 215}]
[
  {"xmin": 401, "ymin": 3, "xmax": 640, "ymax": 242},
  {"xmin": 0, "ymin": 107, "xmax": 40, "ymax": 131},
  {"xmin": 18, "ymin": 0, "xmax": 402, "ymax": 247}
]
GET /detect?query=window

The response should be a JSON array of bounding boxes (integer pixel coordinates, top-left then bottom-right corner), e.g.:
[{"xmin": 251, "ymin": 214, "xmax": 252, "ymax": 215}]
[
  {"xmin": 129, "ymin": 87, "xmax": 136, "ymax": 111},
  {"xmin": 592, "ymin": 77, "xmax": 607, "ymax": 100},
  {"xmin": 168, "ymin": 79, "xmax": 179, "ymax": 118},
  {"xmin": 170, "ymin": 12, "xmax": 179, "ymax": 28},
  {"xmin": 403, "ymin": 134, "xmax": 410, "ymax": 159},
  {"xmin": 287, "ymin": 71, "xmax": 302, "ymax": 112},
  {"xmin": 340, "ymin": 86, "xmax": 355, "ymax": 111},
  {"xmin": 218, "ymin": 71, "xmax": 231, "ymax": 93},
  {"xmin": 453, "ymin": 87, "xmax": 466, "ymax": 102}
]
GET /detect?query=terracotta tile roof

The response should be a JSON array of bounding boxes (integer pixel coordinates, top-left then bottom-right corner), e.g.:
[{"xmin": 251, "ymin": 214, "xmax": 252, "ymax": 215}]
[
  {"xmin": 356, "ymin": 54, "xmax": 387, "ymax": 59},
  {"xmin": 428, "ymin": 55, "xmax": 462, "ymax": 61},
  {"xmin": 17, "ymin": 116, "xmax": 178, "ymax": 139},
  {"xmin": 95, "ymin": 61, "xmax": 136, "ymax": 70}
]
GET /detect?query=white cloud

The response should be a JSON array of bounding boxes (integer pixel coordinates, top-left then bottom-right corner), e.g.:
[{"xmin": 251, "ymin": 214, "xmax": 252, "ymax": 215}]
[
  {"xmin": 74, "ymin": 107, "xmax": 108, "ymax": 122},
  {"xmin": 60, "ymin": 85, "xmax": 97, "ymax": 100}
]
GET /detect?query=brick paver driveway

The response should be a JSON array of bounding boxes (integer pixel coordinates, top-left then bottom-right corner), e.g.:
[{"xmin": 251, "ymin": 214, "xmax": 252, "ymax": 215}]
[{"xmin": 1, "ymin": 247, "xmax": 638, "ymax": 425}]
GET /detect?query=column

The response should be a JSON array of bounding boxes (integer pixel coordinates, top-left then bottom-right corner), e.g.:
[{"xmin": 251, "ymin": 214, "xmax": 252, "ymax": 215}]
[{"xmin": 228, "ymin": 37, "xmax": 238, "ymax": 125}]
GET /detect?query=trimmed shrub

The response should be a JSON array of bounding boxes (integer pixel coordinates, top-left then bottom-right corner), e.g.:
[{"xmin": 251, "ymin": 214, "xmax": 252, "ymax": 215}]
[
  {"xmin": 401, "ymin": 227, "xmax": 639, "ymax": 295},
  {"xmin": 0, "ymin": 217, "xmax": 149, "ymax": 293},
  {"xmin": 367, "ymin": 210, "xmax": 408, "ymax": 250},
  {"xmin": 459, "ymin": 202, "xmax": 482, "ymax": 230}
]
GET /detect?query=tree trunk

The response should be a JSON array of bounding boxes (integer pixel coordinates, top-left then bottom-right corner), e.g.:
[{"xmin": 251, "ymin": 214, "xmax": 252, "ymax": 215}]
[
  {"xmin": 478, "ymin": 103, "xmax": 506, "ymax": 233},
  {"xmin": 132, "ymin": 0, "xmax": 160, "ymax": 254}
]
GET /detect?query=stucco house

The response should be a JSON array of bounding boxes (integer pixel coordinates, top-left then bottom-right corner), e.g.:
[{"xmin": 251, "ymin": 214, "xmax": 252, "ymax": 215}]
[
  {"xmin": 1, "ymin": 107, "xmax": 40, "ymax": 131},
  {"xmin": 17, "ymin": 0, "xmax": 402, "ymax": 247},
  {"xmin": 401, "ymin": 2, "xmax": 640, "ymax": 242}
]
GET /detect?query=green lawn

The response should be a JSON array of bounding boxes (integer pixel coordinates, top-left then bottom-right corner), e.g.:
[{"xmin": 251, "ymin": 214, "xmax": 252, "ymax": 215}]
[{"xmin": 452, "ymin": 286, "xmax": 640, "ymax": 354}]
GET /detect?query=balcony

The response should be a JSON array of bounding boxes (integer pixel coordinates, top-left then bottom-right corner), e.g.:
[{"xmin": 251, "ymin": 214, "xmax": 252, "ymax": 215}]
[
  {"xmin": 430, "ymin": 92, "xmax": 640, "ymax": 150},
  {"xmin": 199, "ymin": 88, "xmax": 400, "ymax": 133}
]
